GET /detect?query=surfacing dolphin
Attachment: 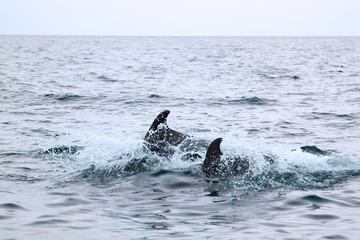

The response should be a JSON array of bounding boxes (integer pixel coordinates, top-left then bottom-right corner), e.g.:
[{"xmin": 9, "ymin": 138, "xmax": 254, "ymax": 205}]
[
  {"xmin": 144, "ymin": 110, "xmax": 208, "ymax": 160},
  {"xmin": 117, "ymin": 110, "xmax": 208, "ymax": 175},
  {"xmin": 202, "ymin": 138, "xmax": 250, "ymax": 176},
  {"xmin": 144, "ymin": 110, "xmax": 186, "ymax": 156},
  {"xmin": 202, "ymin": 138, "xmax": 274, "ymax": 176}
]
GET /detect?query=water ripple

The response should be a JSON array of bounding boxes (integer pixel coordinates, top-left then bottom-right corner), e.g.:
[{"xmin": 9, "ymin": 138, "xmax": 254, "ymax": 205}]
[
  {"xmin": 1, "ymin": 36, "xmax": 360, "ymax": 239},
  {"xmin": 0, "ymin": 203, "xmax": 27, "ymax": 210},
  {"xmin": 47, "ymin": 197, "xmax": 91, "ymax": 207}
]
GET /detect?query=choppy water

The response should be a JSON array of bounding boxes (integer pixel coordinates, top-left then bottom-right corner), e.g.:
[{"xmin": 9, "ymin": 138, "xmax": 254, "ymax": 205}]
[{"xmin": 1, "ymin": 36, "xmax": 360, "ymax": 239}]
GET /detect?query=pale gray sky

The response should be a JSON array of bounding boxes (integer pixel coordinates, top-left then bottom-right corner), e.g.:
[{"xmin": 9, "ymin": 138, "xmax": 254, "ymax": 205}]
[{"xmin": 1, "ymin": 0, "xmax": 359, "ymax": 36}]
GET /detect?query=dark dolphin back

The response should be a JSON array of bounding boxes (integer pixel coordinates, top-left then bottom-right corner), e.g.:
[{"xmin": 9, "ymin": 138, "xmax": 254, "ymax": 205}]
[
  {"xmin": 202, "ymin": 138, "xmax": 223, "ymax": 175},
  {"xmin": 202, "ymin": 138, "xmax": 250, "ymax": 176},
  {"xmin": 144, "ymin": 110, "xmax": 187, "ymax": 155}
]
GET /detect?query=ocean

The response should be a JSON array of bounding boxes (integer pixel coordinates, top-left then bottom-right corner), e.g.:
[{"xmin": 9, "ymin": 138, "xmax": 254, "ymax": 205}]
[{"xmin": 1, "ymin": 36, "xmax": 360, "ymax": 239}]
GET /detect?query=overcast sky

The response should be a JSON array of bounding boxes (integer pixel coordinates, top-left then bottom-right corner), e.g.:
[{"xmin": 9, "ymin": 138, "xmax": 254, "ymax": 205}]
[{"xmin": 1, "ymin": 0, "xmax": 359, "ymax": 36}]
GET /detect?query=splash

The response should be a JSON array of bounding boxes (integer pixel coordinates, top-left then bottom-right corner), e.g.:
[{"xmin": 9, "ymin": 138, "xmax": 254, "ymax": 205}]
[{"xmin": 37, "ymin": 130, "xmax": 360, "ymax": 191}]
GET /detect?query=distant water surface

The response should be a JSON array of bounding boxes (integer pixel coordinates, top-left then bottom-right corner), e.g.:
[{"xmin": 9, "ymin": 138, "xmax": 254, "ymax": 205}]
[{"xmin": 1, "ymin": 36, "xmax": 360, "ymax": 239}]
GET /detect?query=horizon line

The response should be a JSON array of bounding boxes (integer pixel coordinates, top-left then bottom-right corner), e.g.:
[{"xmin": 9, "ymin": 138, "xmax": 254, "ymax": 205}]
[{"xmin": 0, "ymin": 34, "xmax": 359, "ymax": 38}]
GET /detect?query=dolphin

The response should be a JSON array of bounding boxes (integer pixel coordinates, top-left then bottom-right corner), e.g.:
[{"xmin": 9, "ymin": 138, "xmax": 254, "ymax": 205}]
[
  {"xmin": 202, "ymin": 138, "xmax": 275, "ymax": 176},
  {"xmin": 144, "ymin": 110, "xmax": 186, "ymax": 155},
  {"xmin": 144, "ymin": 110, "xmax": 208, "ymax": 160},
  {"xmin": 202, "ymin": 138, "xmax": 250, "ymax": 176}
]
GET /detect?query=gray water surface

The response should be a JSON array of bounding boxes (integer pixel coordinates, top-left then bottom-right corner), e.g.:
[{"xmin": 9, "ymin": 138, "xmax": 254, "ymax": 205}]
[{"xmin": 1, "ymin": 36, "xmax": 360, "ymax": 239}]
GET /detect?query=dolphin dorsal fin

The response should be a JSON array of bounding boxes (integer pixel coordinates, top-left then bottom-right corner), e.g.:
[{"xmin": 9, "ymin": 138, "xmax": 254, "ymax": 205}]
[
  {"xmin": 144, "ymin": 110, "xmax": 186, "ymax": 147},
  {"xmin": 202, "ymin": 138, "xmax": 223, "ymax": 175},
  {"xmin": 146, "ymin": 110, "xmax": 170, "ymax": 134}
]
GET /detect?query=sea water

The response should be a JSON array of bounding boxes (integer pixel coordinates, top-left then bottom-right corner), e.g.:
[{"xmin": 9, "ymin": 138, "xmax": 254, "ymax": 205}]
[{"xmin": 1, "ymin": 36, "xmax": 360, "ymax": 239}]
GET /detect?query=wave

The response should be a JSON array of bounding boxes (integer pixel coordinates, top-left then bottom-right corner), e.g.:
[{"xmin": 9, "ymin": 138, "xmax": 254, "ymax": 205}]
[
  {"xmin": 97, "ymin": 75, "xmax": 118, "ymax": 82},
  {"xmin": 227, "ymin": 96, "xmax": 277, "ymax": 105},
  {"xmin": 44, "ymin": 93, "xmax": 83, "ymax": 102},
  {"xmin": 310, "ymin": 112, "xmax": 358, "ymax": 120},
  {"xmin": 148, "ymin": 94, "xmax": 165, "ymax": 99},
  {"xmin": 209, "ymin": 96, "xmax": 277, "ymax": 106}
]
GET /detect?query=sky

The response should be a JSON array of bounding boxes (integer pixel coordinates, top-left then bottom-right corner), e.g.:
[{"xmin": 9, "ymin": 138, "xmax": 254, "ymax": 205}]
[{"xmin": 1, "ymin": 0, "xmax": 359, "ymax": 36}]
